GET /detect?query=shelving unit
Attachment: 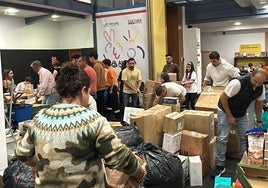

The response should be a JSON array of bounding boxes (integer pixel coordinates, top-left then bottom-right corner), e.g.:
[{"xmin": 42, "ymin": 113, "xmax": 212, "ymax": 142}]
[
  {"xmin": 234, "ymin": 56, "xmax": 268, "ymax": 67},
  {"xmin": 234, "ymin": 56, "xmax": 268, "ymax": 75}
]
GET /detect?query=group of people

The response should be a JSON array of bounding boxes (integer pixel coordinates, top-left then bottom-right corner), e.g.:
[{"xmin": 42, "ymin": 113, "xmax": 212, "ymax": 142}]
[
  {"xmin": 154, "ymin": 54, "xmax": 197, "ymax": 110},
  {"xmin": 155, "ymin": 51, "xmax": 267, "ymax": 179},
  {"xmin": 3, "ymin": 49, "xmax": 267, "ymax": 187},
  {"xmin": 15, "ymin": 61, "xmax": 147, "ymax": 187}
]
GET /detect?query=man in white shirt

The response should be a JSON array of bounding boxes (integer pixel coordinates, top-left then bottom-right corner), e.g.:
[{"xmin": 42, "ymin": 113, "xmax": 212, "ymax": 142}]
[
  {"xmin": 153, "ymin": 82, "xmax": 186, "ymax": 106},
  {"xmin": 202, "ymin": 51, "xmax": 240, "ymax": 89}
]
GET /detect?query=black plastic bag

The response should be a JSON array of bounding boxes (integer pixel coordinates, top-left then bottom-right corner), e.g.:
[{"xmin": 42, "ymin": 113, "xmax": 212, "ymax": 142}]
[
  {"xmin": 135, "ymin": 142, "xmax": 184, "ymax": 188},
  {"xmin": 3, "ymin": 158, "xmax": 34, "ymax": 188},
  {"xmin": 113, "ymin": 125, "xmax": 144, "ymax": 148}
]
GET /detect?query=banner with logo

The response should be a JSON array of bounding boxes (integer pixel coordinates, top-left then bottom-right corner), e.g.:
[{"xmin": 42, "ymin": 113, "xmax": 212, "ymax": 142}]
[{"xmin": 96, "ymin": 7, "xmax": 148, "ymax": 81}]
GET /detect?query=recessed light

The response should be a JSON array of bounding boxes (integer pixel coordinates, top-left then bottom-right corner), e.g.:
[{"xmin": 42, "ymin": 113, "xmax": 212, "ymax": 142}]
[
  {"xmin": 51, "ymin": 14, "xmax": 60, "ymax": 19},
  {"xmin": 263, "ymin": 4, "xmax": 268, "ymax": 9},
  {"xmin": 234, "ymin": 22, "xmax": 242, "ymax": 26},
  {"xmin": 3, "ymin": 8, "xmax": 18, "ymax": 15}
]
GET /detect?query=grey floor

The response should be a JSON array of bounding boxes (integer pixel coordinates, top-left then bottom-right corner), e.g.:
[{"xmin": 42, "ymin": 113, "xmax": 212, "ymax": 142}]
[{"xmin": 185, "ymin": 157, "xmax": 240, "ymax": 188}]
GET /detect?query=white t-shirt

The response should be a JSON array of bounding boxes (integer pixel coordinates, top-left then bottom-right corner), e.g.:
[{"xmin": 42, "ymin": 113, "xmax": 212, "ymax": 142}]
[
  {"xmin": 162, "ymin": 82, "xmax": 187, "ymax": 97},
  {"xmin": 182, "ymin": 71, "xmax": 197, "ymax": 93},
  {"xmin": 224, "ymin": 79, "xmax": 265, "ymax": 100},
  {"xmin": 204, "ymin": 58, "xmax": 240, "ymax": 86},
  {"xmin": 88, "ymin": 95, "xmax": 97, "ymax": 111}
]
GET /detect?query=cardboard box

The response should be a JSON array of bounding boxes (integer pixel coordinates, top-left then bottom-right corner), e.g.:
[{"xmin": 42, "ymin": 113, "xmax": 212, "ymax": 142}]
[
  {"xmin": 177, "ymin": 155, "xmax": 189, "ymax": 182},
  {"xmin": 130, "ymin": 105, "xmax": 172, "ymax": 146},
  {"xmin": 226, "ymin": 126, "xmax": 240, "ymax": 159},
  {"xmin": 144, "ymin": 79, "xmax": 161, "ymax": 93},
  {"xmin": 180, "ymin": 110, "xmax": 215, "ymax": 141},
  {"xmin": 162, "ymin": 132, "xmax": 182, "ymax": 154},
  {"xmin": 109, "ymin": 121, "xmax": 121, "ymax": 127},
  {"xmin": 180, "ymin": 130, "xmax": 209, "ymax": 177},
  {"xmin": 189, "ymin": 156, "xmax": 203, "ymax": 186},
  {"xmin": 143, "ymin": 92, "xmax": 156, "ymax": 109},
  {"xmin": 162, "ymin": 103, "xmax": 180, "ymax": 112},
  {"xmin": 195, "ymin": 86, "xmax": 225, "ymax": 113},
  {"xmin": 236, "ymin": 152, "xmax": 268, "ymax": 188},
  {"xmin": 214, "ymin": 113, "xmax": 218, "ymax": 136},
  {"xmin": 143, "ymin": 92, "xmax": 155, "ymax": 103},
  {"xmin": 156, "ymin": 72, "xmax": 177, "ymax": 82},
  {"xmin": 209, "ymin": 136, "xmax": 217, "ymax": 169},
  {"xmin": 123, "ymin": 107, "xmax": 144, "ymax": 124},
  {"xmin": 265, "ymin": 141, "xmax": 268, "ymax": 150},
  {"xmin": 163, "ymin": 112, "xmax": 184, "ymax": 134}
]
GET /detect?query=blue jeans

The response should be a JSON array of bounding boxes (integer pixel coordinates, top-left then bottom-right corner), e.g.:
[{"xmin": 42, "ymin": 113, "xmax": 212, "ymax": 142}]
[
  {"xmin": 42, "ymin": 92, "xmax": 59, "ymax": 105},
  {"xmin": 123, "ymin": 93, "xmax": 138, "ymax": 107},
  {"xmin": 216, "ymin": 109, "xmax": 249, "ymax": 166}
]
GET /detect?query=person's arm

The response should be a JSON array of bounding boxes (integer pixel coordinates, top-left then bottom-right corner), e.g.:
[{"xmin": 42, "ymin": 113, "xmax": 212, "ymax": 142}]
[
  {"xmin": 153, "ymin": 96, "xmax": 161, "ymax": 106},
  {"xmin": 219, "ymin": 92, "xmax": 236, "ymax": 126},
  {"xmin": 136, "ymin": 80, "xmax": 142, "ymax": 93},
  {"xmin": 123, "ymin": 80, "xmax": 138, "ymax": 92},
  {"xmin": 96, "ymin": 117, "xmax": 146, "ymax": 182},
  {"xmin": 255, "ymin": 100, "xmax": 264, "ymax": 127}
]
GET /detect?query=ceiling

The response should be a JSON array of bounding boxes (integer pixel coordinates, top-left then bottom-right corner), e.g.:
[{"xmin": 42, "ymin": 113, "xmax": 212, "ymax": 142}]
[
  {"xmin": 1, "ymin": 0, "xmax": 268, "ymax": 33},
  {"xmin": 167, "ymin": 0, "xmax": 268, "ymax": 33},
  {"xmin": 0, "ymin": 0, "xmax": 93, "ymax": 24}
]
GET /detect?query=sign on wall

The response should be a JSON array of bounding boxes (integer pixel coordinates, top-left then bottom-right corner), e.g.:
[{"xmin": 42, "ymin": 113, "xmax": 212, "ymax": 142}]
[
  {"xmin": 96, "ymin": 7, "xmax": 148, "ymax": 81},
  {"xmin": 239, "ymin": 44, "xmax": 261, "ymax": 56}
]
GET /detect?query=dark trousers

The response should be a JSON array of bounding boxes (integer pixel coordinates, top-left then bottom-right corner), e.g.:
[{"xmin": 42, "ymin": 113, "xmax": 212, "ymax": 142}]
[
  {"xmin": 185, "ymin": 92, "xmax": 198, "ymax": 110},
  {"xmin": 97, "ymin": 89, "xmax": 105, "ymax": 115},
  {"xmin": 105, "ymin": 86, "xmax": 120, "ymax": 120}
]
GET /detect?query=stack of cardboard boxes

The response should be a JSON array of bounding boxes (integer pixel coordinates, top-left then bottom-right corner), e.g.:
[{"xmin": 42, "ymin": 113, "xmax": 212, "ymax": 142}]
[{"xmin": 142, "ymin": 79, "xmax": 160, "ymax": 109}]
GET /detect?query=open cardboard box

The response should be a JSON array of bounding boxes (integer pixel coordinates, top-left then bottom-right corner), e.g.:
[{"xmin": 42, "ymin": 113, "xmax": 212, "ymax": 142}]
[{"xmin": 236, "ymin": 152, "xmax": 268, "ymax": 188}]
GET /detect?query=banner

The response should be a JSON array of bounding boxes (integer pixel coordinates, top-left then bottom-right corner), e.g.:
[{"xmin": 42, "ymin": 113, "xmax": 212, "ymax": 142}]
[{"xmin": 96, "ymin": 7, "xmax": 148, "ymax": 81}]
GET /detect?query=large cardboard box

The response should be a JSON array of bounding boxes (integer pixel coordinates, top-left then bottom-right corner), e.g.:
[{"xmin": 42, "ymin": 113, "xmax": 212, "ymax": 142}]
[
  {"xmin": 156, "ymin": 72, "xmax": 177, "ymax": 82},
  {"xmin": 162, "ymin": 103, "xmax": 180, "ymax": 112},
  {"xmin": 130, "ymin": 105, "xmax": 172, "ymax": 146},
  {"xmin": 180, "ymin": 130, "xmax": 209, "ymax": 177},
  {"xmin": 236, "ymin": 152, "xmax": 268, "ymax": 188},
  {"xmin": 123, "ymin": 107, "xmax": 144, "ymax": 124},
  {"xmin": 144, "ymin": 79, "xmax": 161, "ymax": 93},
  {"xmin": 209, "ymin": 136, "xmax": 217, "ymax": 169},
  {"xmin": 226, "ymin": 126, "xmax": 240, "ymax": 159},
  {"xmin": 143, "ymin": 92, "xmax": 156, "ymax": 109},
  {"xmin": 180, "ymin": 110, "xmax": 215, "ymax": 141},
  {"xmin": 195, "ymin": 86, "xmax": 225, "ymax": 113},
  {"xmin": 162, "ymin": 132, "xmax": 182, "ymax": 154},
  {"xmin": 163, "ymin": 112, "xmax": 184, "ymax": 134}
]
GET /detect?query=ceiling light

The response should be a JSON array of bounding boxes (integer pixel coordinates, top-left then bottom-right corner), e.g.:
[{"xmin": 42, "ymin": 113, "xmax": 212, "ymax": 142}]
[
  {"xmin": 3, "ymin": 8, "xmax": 18, "ymax": 15},
  {"xmin": 263, "ymin": 4, "xmax": 268, "ymax": 9},
  {"xmin": 234, "ymin": 22, "xmax": 242, "ymax": 26},
  {"xmin": 51, "ymin": 15, "xmax": 60, "ymax": 19}
]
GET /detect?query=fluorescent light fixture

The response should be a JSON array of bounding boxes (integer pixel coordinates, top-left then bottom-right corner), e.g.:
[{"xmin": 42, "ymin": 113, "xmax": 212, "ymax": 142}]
[
  {"xmin": 51, "ymin": 14, "xmax": 60, "ymax": 19},
  {"xmin": 234, "ymin": 22, "xmax": 242, "ymax": 26},
  {"xmin": 3, "ymin": 8, "xmax": 18, "ymax": 15},
  {"xmin": 263, "ymin": 4, "xmax": 268, "ymax": 9}
]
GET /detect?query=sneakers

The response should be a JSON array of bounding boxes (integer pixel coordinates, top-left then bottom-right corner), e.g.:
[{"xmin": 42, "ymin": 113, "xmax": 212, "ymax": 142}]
[{"xmin": 211, "ymin": 165, "xmax": 226, "ymax": 177}]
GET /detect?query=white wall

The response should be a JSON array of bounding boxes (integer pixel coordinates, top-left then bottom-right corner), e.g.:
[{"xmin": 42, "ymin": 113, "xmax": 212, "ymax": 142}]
[
  {"xmin": 0, "ymin": 52, "xmax": 8, "ymax": 174},
  {"xmin": 201, "ymin": 32, "xmax": 265, "ymax": 65},
  {"xmin": 0, "ymin": 15, "xmax": 94, "ymax": 49},
  {"xmin": 58, "ymin": 16, "xmax": 94, "ymax": 49}
]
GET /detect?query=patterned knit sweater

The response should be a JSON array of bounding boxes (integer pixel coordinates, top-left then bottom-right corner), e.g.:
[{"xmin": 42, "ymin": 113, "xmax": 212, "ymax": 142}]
[{"xmin": 15, "ymin": 103, "xmax": 139, "ymax": 188}]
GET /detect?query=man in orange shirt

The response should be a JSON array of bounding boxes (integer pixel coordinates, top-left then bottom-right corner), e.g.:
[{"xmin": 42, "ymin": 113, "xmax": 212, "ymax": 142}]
[
  {"xmin": 77, "ymin": 55, "xmax": 97, "ymax": 99},
  {"xmin": 103, "ymin": 59, "xmax": 120, "ymax": 120}
]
